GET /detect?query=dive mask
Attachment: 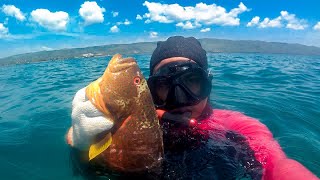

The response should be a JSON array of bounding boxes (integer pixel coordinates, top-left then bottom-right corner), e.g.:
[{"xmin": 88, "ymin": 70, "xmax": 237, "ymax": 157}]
[{"xmin": 147, "ymin": 60, "xmax": 212, "ymax": 110}]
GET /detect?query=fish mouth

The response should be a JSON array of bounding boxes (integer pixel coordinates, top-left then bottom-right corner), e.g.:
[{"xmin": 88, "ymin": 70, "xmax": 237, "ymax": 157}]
[{"xmin": 109, "ymin": 54, "xmax": 137, "ymax": 73}]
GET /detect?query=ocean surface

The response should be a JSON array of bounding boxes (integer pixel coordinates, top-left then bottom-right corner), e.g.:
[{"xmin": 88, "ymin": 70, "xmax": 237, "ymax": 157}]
[{"xmin": 0, "ymin": 53, "xmax": 319, "ymax": 179}]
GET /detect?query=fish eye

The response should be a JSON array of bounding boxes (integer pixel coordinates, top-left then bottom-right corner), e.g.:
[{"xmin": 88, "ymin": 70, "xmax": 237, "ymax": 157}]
[{"xmin": 133, "ymin": 77, "xmax": 141, "ymax": 85}]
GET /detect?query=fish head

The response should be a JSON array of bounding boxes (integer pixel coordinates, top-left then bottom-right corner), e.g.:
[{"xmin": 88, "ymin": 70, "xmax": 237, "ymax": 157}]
[{"xmin": 99, "ymin": 54, "xmax": 149, "ymax": 123}]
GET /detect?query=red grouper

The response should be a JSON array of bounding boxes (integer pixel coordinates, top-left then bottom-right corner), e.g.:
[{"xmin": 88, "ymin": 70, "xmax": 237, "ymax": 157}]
[{"xmin": 67, "ymin": 54, "xmax": 164, "ymax": 172}]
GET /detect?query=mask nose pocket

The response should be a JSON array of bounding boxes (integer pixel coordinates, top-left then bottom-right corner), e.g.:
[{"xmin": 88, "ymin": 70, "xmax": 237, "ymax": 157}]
[
  {"xmin": 167, "ymin": 85, "xmax": 190, "ymax": 106},
  {"xmin": 175, "ymin": 86, "xmax": 189, "ymax": 104}
]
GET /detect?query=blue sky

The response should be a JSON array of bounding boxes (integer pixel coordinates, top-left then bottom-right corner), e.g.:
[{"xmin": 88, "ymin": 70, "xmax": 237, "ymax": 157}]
[{"xmin": 0, "ymin": 0, "xmax": 320, "ymax": 58}]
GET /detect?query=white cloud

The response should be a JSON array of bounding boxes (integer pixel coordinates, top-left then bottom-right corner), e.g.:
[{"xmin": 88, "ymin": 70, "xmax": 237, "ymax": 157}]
[
  {"xmin": 136, "ymin": 14, "xmax": 143, "ymax": 20},
  {"xmin": 116, "ymin": 19, "xmax": 132, "ymax": 26},
  {"xmin": 0, "ymin": 32, "xmax": 39, "ymax": 40},
  {"xmin": 1, "ymin": 5, "xmax": 26, "ymax": 21},
  {"xmin": 79, "ymin": 1, "xmax": 106, "ymax": 25},
  {"xmin": 140, "ymin": 1, "xmax": 249, "ymax": 28},
  {"xmin": 176, "ymin": 21, "xmax": 198, "ymax": 29},
  {"xmin": 286, "ymin": 23, "xmax": 306, "ymax": 30},
  {"xmin": 280, "ymin": 11, "xmax": 307, "ymax": 30},
  {"xmin": 200, "ymin": 28, "xmax": 211, "ymax": 32},
  {"xmin": 247, "ymin": 16, "xmax": 260, "ymax": 27},
  {"xmin": 4, "ymin": 18, "xmax": 9, "ymax": 25},
  {"xmin": 149, "ymin": 31, "xmax": 158, "ymax": 38},
  {"xmin": 259, "ymin": 17, "xmax": 282, "ymax": 28},
  {"xmin": 112, "ymin": 11, "xmax": 119, "ymax": 17},
  {"xmin": 110, "ymin": 25, "xmax": 119, "ymax": 33},
  {"xmin": 314, "ymin": 22, "xmax": 320, "ymax": 31},
  {"xmin": 247, "ymin": 11, "xmax": 307, "ymax": 30},
  {"xmin": 0, "ymin": 23, "xmax": 9, "ymax": 36},
  {"xmin": 41, "ymin": 46, "xmax": 53, "ymax": 51},
  {"xmin": 30, "ymin": 9, "xmax": 69, "ymax": 31},
  {"xmin": 124, "ymin": 19, "xmax": 131, "ymax": 25}
]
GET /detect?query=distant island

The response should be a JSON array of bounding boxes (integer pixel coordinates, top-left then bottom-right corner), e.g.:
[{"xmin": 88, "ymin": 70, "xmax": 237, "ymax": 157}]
[{"xmin": 1, "ymin": 38, "xmax": 320, "ymax": 66}]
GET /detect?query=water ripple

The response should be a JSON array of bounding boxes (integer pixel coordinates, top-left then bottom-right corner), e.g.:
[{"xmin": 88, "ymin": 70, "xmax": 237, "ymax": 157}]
[{"xmin": 0, "ymin": 53, "xmax": 319, "ymax": 178}]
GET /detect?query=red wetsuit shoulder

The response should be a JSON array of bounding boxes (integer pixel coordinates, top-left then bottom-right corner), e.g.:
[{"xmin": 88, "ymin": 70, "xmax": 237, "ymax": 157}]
[{"xmin": 197, "ymin": 109, "xmax": 318, "ymax": 180}]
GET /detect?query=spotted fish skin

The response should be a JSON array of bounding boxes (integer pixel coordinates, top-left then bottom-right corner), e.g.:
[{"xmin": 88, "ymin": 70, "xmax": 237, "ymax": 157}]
[{"xmin": 86, "ymin": 54, "xmax": 164, "ymax": 172}]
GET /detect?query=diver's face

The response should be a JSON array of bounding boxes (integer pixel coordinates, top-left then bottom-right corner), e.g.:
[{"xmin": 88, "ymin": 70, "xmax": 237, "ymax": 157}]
[{"xmin": 152, "ymin": 57, "xmax": 209, "ymax": 119}]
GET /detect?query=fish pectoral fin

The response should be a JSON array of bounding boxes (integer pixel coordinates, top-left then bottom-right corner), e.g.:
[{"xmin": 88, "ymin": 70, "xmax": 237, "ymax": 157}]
[
  {"xmin": 88, "ymin": 133, "xmax": 112, "ymax": 161},
  {"xmin": 66, "ymin": 127, "xmax": 73, "ymax": 146}
]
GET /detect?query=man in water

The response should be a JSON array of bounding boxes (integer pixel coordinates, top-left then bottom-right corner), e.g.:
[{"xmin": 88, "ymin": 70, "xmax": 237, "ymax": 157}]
[{"xmin": 147, "ymin": 36, "xmax": 318, "ymax": 179}]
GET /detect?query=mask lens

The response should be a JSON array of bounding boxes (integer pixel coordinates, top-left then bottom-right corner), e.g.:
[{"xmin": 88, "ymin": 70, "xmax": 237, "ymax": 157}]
[
  {"xmin": 180, "ymin": 72, "xmax": 202, "ymax": 96},
  {"xmin": 148, "ymin": 76, "xmax": 170, "ymax": 106},
  {"xmin": 154, "ymin": 78, "xmax": 170, "ymax": 101},
  {"xmin": 179, "ymin": 70, "xmax": 209, "ymax": 97}
]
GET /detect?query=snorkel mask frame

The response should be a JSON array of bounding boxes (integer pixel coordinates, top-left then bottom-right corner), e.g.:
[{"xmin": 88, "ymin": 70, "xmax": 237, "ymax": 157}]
[{"xmin": 147, "ymin": 60, "xmax": 213, "ymax": 110}]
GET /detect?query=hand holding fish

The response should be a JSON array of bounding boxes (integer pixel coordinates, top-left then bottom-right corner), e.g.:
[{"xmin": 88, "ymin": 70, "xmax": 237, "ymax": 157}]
[{"xmin": 66, "ymin": 54, "xmax": 163, "ymax": 172}]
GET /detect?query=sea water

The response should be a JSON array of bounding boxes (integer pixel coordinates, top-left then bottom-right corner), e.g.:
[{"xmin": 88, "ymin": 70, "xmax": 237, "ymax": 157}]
[{"xmin": 0, "ymin": 53, "xmax": 319, "ymax": 179}]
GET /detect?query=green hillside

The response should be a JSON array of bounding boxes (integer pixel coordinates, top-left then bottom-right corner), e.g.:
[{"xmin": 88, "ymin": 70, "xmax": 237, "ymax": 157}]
[{"xmin": 1, "ymin": 38, "xmax": 320, "ymax": 66}]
